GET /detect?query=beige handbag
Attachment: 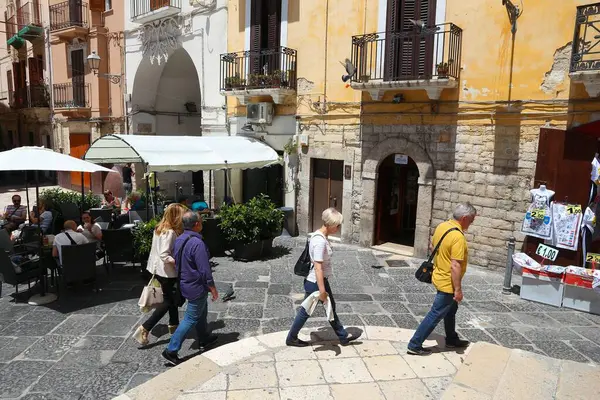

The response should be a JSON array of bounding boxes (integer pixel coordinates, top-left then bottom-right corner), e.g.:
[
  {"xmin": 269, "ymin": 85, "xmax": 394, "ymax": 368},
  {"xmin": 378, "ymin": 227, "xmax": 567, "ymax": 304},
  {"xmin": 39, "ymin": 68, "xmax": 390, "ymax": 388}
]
[{"xmin": 138, "ymin": 275, "xmax": 164, "ymax": 312}]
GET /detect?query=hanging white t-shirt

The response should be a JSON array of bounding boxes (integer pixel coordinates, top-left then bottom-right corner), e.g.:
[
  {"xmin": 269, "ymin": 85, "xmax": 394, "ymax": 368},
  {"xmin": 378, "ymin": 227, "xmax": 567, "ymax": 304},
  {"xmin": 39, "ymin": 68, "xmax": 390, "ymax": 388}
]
[
  {"xmin": 592, "ymin": 156, "xmax": 600, "ymax": 186},
  {"xmin": 522, "ymin": 189, "xmax": 554, "ymax": 240},
  {"xmin": 306, "ymin": 231, "xmax": 333, "ymax": 283}
]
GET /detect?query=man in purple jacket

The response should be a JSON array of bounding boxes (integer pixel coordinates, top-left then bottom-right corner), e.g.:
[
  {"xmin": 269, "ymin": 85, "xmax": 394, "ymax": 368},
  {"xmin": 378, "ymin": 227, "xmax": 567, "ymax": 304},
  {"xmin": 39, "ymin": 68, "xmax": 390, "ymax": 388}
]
[{"xmin": 162, "ymin": 211, "xmax": 219, "ymax": 366}]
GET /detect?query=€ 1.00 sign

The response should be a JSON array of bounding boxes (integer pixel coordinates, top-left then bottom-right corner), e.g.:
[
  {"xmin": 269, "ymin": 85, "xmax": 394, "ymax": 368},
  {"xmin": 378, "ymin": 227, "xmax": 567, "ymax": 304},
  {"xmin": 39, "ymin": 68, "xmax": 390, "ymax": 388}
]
[{"xmin": 536, "ymin": 243, "xmax": 559, "ymax": 262}]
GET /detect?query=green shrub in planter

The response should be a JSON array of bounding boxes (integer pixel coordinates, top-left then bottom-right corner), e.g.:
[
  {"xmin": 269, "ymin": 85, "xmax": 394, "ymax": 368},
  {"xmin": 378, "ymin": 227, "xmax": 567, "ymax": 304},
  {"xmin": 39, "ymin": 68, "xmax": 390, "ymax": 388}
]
[
  {"xmin": 218, "ymin": 195, "xmax": 283, "ymax": 259},
  {"xmin": 40, "ymin": 188, "xmax": 101, "ymax": 212},
  {"xmin": 132, "ymin": 218, "xmax": 159, "ymax": 261}
]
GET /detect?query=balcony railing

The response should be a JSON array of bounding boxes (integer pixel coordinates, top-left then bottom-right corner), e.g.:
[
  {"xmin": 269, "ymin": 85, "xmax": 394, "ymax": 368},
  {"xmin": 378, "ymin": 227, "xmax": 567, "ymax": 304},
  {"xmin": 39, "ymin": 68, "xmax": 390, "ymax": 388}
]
[
  {"xmin": 10, "ymin": 85, "xmax": 50, "ymax": 108},
  {"xmin": 220, "ymin": 47, "xmax": 298, "ymax": 92},
  {"xmin": 50, "ymin": 1, "xmax": 88, "ymax": 31},
  {"xmin": 350, "ymin": 23, "xmax": 462, "ymax": 83},
  {"xmin": 571, "ymin": 3, "xmax": 600, "ymax": 72},
  {"xmin": 131, "ymin": 0, "xmax": 181, "ymax": 20},
  {"xmin": 6, "ymin": 13, "xmax": 16, "ymax": 38},
  {"xmin": 16, "ymin": 2, "xmax": 43, "ymax": 29},
  {"xmin": 53, "ymin": 82, "xmax": 90, "ymax": 108}
]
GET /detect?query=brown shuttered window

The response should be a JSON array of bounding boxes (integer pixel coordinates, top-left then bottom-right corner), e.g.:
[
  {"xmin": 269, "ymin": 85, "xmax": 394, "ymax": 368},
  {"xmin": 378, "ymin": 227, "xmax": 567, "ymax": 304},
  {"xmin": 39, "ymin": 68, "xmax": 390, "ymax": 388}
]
[{"xmin": 250, "ymin": 0, "xmax": 281, "ymax": 74}]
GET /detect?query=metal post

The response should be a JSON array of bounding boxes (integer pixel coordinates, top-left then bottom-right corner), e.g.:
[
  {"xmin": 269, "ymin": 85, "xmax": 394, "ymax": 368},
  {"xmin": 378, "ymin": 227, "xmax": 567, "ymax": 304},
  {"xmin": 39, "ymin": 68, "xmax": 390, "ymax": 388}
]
[
  {"xmin": 145, "ymin": 165, "xmax": 150, "ymax": 220},
  {"xmin": 175, "ymin": 181, "xmax": 178, "ymax": 202},
  {"xmin": 80, "ymin": 172, "xmax": 85, "ymax": 215},
  {"xmin": 153, "ymin": 173, "xmax": 158, "ymax": 217},
  {"xmin": 25, "ymin": 172, "xmax": 30, "ymax": 222},
  {"xmin": 503, "ymin": 237, "xmax": 516, "ymax": 294},
  {"xmin": 35, "ymin": 171, "xmax": 44, "ymax": 296},
  {"xmin": 209, "ymin": 171, "xmax": 212, "ymax": 209}
]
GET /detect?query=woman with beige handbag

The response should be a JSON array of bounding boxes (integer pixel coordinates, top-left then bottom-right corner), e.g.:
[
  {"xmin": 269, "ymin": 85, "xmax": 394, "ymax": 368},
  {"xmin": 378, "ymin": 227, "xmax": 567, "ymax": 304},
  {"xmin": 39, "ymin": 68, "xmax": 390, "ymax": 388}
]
[{"xmin": 133, "ymin": 204, "xmax": 186, "ymax": 346}]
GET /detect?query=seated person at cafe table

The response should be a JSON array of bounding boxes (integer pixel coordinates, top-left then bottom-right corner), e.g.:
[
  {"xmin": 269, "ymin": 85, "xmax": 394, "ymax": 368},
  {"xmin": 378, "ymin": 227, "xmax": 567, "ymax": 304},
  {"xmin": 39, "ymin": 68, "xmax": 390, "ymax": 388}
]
[
  {"xmin": 178, "ymin": 195, "xmax": 191, "ymax": 209},
  {"xmin": 77, "ymin": 212, "xmax": 102, "ymax": 242},
  {"xmin": 28, "ymin": 200, "xmax": 53, "ymax": 234},
  {"xmin": 102, "ymin": 190, "xmax": 121, "ymax": 210},
  {"xmin": 53, "ymin": 220, "xmax": 89, "ymax": 264},
  {"xmin": 125, "ymin": 192, "xmax": 145, "ymax": 211},
  {"xmin": 3, "ymin": 195, "xmax": 27, "ymax": 232}
]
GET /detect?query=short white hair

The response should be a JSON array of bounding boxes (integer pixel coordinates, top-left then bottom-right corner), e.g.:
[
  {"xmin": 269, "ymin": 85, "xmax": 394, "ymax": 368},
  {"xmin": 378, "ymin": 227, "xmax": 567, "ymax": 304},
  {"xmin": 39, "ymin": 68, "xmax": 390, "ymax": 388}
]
[
  {"xmin": 453, "ymin": 202, "xmax": 477, "ymax": 220},
  {"xmin": 322, "ymin": 207, "xmax": 343, "ymax": 227}
]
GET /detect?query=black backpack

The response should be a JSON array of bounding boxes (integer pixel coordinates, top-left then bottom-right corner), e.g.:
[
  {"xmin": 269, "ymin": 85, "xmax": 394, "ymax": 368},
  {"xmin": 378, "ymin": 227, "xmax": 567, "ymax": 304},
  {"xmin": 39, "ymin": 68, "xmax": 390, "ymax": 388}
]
[{"xmin": 294, "ymin": 239, "xmax": 312, "ymax": 277}]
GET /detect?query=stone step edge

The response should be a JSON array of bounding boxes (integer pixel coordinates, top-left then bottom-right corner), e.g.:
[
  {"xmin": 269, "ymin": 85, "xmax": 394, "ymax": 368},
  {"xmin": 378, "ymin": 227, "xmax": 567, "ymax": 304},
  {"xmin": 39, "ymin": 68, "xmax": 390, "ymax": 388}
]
[{"xmin": 114, "ymin": 325, "xmax": 458, "ymax": 400}]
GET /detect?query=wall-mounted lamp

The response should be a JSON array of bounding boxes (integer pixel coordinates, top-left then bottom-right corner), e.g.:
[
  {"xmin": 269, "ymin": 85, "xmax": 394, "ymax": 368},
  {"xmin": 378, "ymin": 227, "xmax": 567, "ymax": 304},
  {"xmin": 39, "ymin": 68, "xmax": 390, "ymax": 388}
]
[{"xmin": 87, "ymin": 51, "xmax": 121, "ymax": 85}]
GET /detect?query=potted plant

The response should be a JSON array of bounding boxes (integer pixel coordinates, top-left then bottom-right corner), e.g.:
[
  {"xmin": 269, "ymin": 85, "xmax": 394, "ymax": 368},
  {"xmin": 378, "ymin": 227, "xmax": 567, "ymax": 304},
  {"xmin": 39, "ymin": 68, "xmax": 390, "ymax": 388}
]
[
  {"xmin": 248, "ymin": 74, "xmax": 260, "ymax": 88},
  {"xmin": 360, "ymin": 74, "xmax": 370, "ymax": 83},
  {"xmin": 436, "ymin": 60, "xmax": 453, "ymax": 78},
  {"xmin": 271, "ymin": 70, "xmax": 283, "ymax": 87},
  {"xmin": 132, "ymin": 217, "xmax": 159, "ymax": 267},
  {"xmin": 225, "ymin": 74, "xmax": 242, "ymax": 90},
  {"xmin": 217, "ymin": 195, "xmax": 283, "ymax": 261}
]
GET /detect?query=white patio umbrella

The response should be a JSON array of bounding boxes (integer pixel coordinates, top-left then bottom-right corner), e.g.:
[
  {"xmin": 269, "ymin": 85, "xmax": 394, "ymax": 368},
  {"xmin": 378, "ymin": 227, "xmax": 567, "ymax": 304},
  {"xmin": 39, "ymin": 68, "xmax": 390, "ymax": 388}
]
[{"xmin": 0, "ymin": 147, "xmax": 116, "ymax": 305}]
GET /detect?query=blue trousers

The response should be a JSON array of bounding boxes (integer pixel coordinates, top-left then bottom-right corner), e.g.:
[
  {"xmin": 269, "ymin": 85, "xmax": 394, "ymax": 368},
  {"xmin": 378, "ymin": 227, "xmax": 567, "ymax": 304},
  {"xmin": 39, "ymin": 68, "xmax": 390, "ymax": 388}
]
[
  {"xmin": 408, "ymin": 291, "xmax": 459, "ymax": 350},
  {"xmin": 287, "ymin": 279, "xmax": 348, "ymax": 342},
  {"xmin": 167, "ymin": 292, "xmax": 209, "ymax": 353}
]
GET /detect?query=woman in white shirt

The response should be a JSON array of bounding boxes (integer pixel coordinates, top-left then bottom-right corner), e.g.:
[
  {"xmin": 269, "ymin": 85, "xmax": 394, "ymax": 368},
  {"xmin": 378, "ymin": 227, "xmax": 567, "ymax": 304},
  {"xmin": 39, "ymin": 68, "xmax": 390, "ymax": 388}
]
[
  {"xmin": 133, "ymin": 204, "xmax": 186, "ymax": 346},
  {"xmin": 286, "ymin": 208, "xmax": 360, "ymax": 347}
]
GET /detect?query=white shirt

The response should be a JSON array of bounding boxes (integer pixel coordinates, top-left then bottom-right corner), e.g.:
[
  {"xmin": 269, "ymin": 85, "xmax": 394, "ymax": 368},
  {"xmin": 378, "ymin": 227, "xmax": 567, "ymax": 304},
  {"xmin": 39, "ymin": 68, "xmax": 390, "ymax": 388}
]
[
  {"xmin": 77, "ymin": 223, "xmax": 102, "ymax": 242},
  {"xmin": 53, "ymin": 229, "xmax": 89, "ymax": 264},
  {"xmin": 146, "ymin": 229, "xmax": 177, "ymax": 278},
  {"xmin": 306, "ymin": 231, "xmax": 333, "ymax": 283}
]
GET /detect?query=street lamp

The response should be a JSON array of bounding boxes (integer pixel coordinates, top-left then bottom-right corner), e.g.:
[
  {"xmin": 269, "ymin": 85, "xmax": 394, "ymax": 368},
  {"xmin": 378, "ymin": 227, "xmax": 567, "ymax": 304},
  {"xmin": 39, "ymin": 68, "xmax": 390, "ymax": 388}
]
[{"xmin": 87, "ymin": 51, "xmax": 121, "ymax": 85}]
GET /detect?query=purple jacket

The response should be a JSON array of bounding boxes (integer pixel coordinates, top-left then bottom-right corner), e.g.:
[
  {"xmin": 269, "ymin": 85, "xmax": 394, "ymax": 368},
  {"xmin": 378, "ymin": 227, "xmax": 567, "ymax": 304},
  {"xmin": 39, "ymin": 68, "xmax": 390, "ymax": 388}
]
[{"xmin": 174, "ymin": 230, "xmax": 214, "ymax": 301}]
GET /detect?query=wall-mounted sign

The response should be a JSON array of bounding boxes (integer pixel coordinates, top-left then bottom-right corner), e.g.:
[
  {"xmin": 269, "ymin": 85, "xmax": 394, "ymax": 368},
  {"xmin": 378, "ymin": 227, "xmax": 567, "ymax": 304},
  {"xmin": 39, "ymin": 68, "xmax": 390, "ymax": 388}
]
[
  {"xmin": 394, "ymin": 154, "xmax": 408, "ymax": 164},
  {"xmin": 344, "ymin": 165, "xmax": 351, "ymax": 180}
]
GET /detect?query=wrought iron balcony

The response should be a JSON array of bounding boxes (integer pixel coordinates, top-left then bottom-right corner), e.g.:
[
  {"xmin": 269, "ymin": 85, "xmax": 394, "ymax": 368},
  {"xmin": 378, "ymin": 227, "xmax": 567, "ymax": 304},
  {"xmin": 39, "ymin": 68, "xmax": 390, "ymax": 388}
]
[
  {"xmin": 570, "ymin": 3, "xmax": 600, "ymax": 97},
  {"xmin": 10, "ymin": 85, "xmax": 50, "ymax": 109},
  {"xmin": 350, "ymin": 23, "xmax": 462, "ymax": 100},
  {"xmin": 49, "ymin": 1, "xmax": 88, "ymax": 37},
  {"xmin": 220, "ymin": 46, "xmax": 297, "ymax": 104},
  {"xmin": 131, "ymin": 0, "xmax": 182, "ymax": 24},
  {"xmin": 6, "ymin": 2, "xmax": 43, "ymax": 49},
  {"xmin": 53, "ymin": 82, "xmax": 90, "ymax": 109}
]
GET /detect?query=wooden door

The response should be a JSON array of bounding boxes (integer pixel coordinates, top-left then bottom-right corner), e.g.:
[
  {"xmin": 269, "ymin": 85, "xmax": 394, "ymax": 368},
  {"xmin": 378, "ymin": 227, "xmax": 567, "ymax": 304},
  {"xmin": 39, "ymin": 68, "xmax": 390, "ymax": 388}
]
[
  {"xmin": 312, "ymin": 159, "xmax": 343, "ymax": 237},
  {"xmin": 70, "ymin": 49, "xmax": 85, "ymax": 107},
  {"xmin": 70, "ymin": 133, "xmax": 91, "ymax": 188},
  {"xmin": 385, "ymin": 0, "xmax": 436, "ymax": 81}
]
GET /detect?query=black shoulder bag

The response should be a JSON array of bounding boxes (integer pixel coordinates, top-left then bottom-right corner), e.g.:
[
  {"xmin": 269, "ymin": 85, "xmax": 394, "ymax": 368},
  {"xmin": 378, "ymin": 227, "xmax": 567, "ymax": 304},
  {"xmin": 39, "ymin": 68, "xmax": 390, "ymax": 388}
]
[
  {"xmin": 294, "ymin": 238, "xmax": 312, "ymax": 277},
  {"xmin": 174, "ymin": 236, "xmax": 193, "ymax": 307},
  {"xmin": 415, "ymin": 228, "xmax": 462, "ymax": 284}
]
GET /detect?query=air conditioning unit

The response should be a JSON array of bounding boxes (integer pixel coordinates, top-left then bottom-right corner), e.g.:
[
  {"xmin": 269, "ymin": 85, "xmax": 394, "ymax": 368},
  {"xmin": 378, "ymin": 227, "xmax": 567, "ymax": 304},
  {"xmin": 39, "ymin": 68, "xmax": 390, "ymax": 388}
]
[{"xmin": 246, "ymin": 102, "xmax": 273, "ymax": 125}]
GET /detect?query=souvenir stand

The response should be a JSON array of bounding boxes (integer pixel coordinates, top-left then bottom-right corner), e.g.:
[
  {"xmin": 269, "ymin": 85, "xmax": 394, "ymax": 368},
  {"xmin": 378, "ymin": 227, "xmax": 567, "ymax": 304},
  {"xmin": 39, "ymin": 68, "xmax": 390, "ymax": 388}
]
[{"xmin": 513, "ymin": 153, "xmax": 600, "ymax": 314}]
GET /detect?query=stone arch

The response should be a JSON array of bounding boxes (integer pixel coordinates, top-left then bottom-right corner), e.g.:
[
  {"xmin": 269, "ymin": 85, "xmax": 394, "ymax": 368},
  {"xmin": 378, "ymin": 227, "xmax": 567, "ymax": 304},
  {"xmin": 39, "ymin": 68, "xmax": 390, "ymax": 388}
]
[{"xmin": 360, "ymin": 138, "xmax": 435, "ymax": 258}]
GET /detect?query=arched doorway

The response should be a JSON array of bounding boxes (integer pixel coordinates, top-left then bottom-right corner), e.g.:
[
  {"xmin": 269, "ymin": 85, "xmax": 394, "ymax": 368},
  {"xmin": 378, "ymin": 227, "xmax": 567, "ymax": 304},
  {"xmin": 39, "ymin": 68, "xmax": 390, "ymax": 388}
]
[
  {"xmin": 374, "ymin": 154, "xmax": 420, "ymax": 247},
  {"xmin": 130, "ymin": 47, "xmax": 203, "ymax": 198}
]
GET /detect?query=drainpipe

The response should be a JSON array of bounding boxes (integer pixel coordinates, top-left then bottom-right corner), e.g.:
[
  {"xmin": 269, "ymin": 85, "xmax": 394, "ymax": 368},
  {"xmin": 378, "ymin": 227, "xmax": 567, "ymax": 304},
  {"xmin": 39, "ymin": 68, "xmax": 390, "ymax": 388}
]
[{"xmin": 46, "ymin": 26, "xmax": 56, "ymax": 149}]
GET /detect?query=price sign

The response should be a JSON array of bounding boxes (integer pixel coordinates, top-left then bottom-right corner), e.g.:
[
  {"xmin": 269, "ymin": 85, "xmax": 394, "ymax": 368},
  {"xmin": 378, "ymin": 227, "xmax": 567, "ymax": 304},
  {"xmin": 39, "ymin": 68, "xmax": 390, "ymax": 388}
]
[
  {"xmin": 586, "ymin": 253, "xmax": 600, "ymax": 263},
  {"xmin": 536, "ymin": 243, "xmax": 559, "ymax": 262},
  {"xmin": 566, "ymin": 205, "xmax": 582, "ymax": 214},
  {"xmin": 531, "ymin": 209, "xmax": 546, "ymax": 220}
]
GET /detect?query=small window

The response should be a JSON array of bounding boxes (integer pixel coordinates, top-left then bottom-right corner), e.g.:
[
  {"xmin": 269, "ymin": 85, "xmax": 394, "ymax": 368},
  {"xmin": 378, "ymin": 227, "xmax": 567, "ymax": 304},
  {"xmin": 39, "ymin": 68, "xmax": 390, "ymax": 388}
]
[{"xmin": 105, "ymin": 0, "xmax": 112, "ymax": 11}]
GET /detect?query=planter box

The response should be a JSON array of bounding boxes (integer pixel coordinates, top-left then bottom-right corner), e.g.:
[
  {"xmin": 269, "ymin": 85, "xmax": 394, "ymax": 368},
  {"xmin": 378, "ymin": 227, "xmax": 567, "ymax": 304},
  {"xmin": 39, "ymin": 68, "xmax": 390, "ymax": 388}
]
[
  {"xmin": 520, "ymin": 266, "xmax": 565, "ymax": 308},
  {"xmin": 262, "ymin": 238, "xmax": 274, "ymax": 256},
  {"xmin": 562, "ymin": 272, "xmax": 600, "ymax": 315},
  {"xmin": 234, "ymin": 241, "xmax": 263, "ymax": 261}
]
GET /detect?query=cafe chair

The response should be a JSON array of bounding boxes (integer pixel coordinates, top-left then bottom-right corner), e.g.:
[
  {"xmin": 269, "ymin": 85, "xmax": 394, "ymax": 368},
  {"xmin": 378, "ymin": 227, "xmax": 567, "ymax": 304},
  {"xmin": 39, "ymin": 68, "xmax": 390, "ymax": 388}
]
[
  {"xmin": 102, "ymin": 229, "xmax": 135, "ymax": 272},
  {"xmin": 57, "ymin": 242, "xmax": 98, "ymax": 295},
  {"xmin": 60, "ymin": 203, "xmax": 81, "ymax": 225},
  {"xmin": 90, "ymin": 209, "xmax": 113, "ymax": 223},
  {"xmin": 0, "ymin": 249, "xmax": 42, "ymax": 302}
]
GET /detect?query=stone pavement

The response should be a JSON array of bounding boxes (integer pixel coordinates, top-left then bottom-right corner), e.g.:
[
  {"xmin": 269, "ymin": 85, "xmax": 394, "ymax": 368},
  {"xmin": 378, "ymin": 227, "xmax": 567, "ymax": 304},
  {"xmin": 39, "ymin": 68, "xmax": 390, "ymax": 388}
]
[
  {"xmin": 1, "ymin": 236, "xmax": 600, "ymax": 399},
  {"xmin": 117, "ymin": 327, "xmax": 464, "ymax": 400},
  {"xmin": 116, "ymin": 328, "xmax": 600, "ymax": 400}
]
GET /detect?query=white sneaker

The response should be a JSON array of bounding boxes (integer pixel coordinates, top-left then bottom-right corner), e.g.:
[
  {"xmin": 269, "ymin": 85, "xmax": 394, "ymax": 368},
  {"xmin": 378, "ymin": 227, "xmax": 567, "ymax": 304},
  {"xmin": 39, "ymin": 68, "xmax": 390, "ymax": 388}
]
[{"xmin": 132, "ymin": 326, "xmax": 149, "ymax": 346}]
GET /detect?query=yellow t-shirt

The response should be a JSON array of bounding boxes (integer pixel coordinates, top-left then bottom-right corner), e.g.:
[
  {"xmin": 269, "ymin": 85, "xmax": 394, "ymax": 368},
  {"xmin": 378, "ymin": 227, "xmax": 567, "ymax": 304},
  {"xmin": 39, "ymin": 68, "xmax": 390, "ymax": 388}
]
[{"xmin": 431, "ymin": 220, "xmax": 468, "ymax": 294}]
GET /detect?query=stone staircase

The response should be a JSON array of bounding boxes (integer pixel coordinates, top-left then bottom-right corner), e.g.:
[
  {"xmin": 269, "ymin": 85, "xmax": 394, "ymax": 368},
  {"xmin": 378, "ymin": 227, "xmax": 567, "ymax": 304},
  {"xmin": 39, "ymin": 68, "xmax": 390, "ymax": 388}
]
[{"xmin": 442, "ymin": 342, "xmax": 600, "ymax": 399}]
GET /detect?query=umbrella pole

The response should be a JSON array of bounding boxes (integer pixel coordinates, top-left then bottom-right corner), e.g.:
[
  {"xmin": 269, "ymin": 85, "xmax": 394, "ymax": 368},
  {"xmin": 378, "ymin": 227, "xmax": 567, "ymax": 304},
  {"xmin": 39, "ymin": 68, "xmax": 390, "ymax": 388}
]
[
  {"xmin": 80, "ymin": 172, "xmax": 85, "ymax": 215},
  {"xmin": 145, "ymin": 164, "xmax": 149, "ymax": 220},
  {"xmin": 153, "ymin": 173, "xmax": 158, "ymax": 217},
  {"xmin": 27, "ymin": 172, "xmax": 57, "ymax": 305},
  {"xmin": 25, "ymin": 171, "xmax": 30, "ymax": 223},
  {"xmin": 209, "ymin": 170, "xmax": 212, "ymax": 209}
]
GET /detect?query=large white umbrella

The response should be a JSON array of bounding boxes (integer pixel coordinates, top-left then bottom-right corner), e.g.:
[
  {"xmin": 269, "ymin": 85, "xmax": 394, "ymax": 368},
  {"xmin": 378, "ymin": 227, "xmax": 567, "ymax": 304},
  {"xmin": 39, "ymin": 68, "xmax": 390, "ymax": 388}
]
[
  {"xmin": 0, "ymin": 146, "xmax": 116, "ymax": 173},
  {"xmin": 0, "ymin": 147, "xmax": 116, "ymax": 305}
]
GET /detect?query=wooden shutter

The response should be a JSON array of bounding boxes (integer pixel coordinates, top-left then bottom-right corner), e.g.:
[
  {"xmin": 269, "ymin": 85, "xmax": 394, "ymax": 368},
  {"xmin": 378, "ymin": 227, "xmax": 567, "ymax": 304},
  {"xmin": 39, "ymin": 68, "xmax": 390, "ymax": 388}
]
[
  {"xmin": 267, "ymin": 0, "xmax": 281, "ymax": 50},
  {"xmin": 7, "ymin": 70, "xmax": 13, "ymax": 107},
  {"xmin": 250, "ymin": 0, "xmax": 263, "ymax": 74},
  {"xmin": 28, "ymin": 57, "xmax": 40, "ymax": 85},
  {"xmin": 89, "ymin": 0, "xmax": 104, "ymax": 11}
]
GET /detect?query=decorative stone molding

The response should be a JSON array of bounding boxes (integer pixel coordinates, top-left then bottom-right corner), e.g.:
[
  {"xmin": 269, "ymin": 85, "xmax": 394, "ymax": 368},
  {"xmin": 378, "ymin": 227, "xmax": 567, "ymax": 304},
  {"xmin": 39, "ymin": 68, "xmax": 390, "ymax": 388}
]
[
  {"xmin": 189, "ymin": 0, "xmax": 216, "ymax": 7},
  {"xmin": 352, "ymin": 78, "xmax": 458, "ymax": 101},
  {"xmin": 67, "ymin": 38, "xmax": 88, "ymax": 66},
  {"xmin": 221, "ymin": 88, "xmax": 296, "ymax": 105},
  {"xmin": 570, "ymin": 71, "xmax": 600, "ymax": 97},
  {"xmin": 138, "ymin": 15, "xmax": 193, "ymax": 64}
]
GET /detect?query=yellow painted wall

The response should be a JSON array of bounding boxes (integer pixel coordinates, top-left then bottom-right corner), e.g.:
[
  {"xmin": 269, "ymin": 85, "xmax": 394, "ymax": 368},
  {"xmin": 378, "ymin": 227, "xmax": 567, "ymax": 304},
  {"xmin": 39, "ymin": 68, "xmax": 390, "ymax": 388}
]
[{"xmin": 227, "ymin": 0, "xmax": 600, "ymax": 128}]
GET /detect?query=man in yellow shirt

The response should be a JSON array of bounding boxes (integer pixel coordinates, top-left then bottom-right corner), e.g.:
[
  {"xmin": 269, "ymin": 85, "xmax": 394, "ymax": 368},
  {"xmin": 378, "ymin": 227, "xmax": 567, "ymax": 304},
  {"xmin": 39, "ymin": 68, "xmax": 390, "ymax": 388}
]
[{"xmin": 408, "ymin": 202, "xmax": 477, "ymax": 356}]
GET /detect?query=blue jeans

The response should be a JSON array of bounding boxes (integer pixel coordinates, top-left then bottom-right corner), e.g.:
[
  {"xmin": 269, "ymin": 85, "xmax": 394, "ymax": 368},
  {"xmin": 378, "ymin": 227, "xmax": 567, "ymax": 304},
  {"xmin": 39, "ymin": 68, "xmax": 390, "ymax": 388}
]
[
  {"xmin": 166, "ymin": 293, "xmax": 209, "ymax": 354},
  {"xmin": 287, "ymin": 279, "xmax": 348, "ymax": 342},
  {"xmin": 408, "ymin": 291, "xmax": 459, "ymax": 350}
]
